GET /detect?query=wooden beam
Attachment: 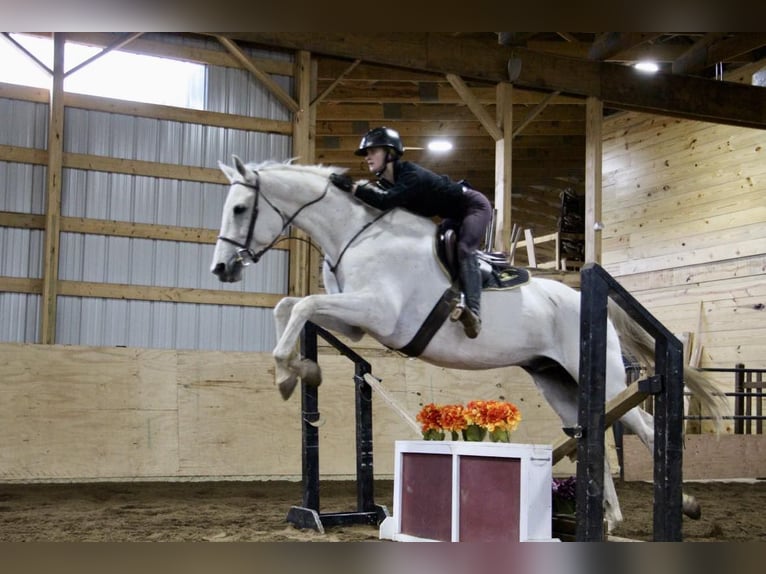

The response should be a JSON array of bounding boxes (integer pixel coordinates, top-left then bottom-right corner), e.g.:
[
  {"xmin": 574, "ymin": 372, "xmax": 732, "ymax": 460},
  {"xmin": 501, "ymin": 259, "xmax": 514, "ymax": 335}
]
[
  {"xmin": 445, "ymin": 73, "xmax": 502, "ymax": 141},
  {"xmin": 708, "ymin": 33, "xmax": 766, "ymax": 66},
  {"xmin": 552, "ymin": 382, "xmax": 648, "ymax": 464},
  {"xmin": 40, "ymin": 33, "xmax": 64, "ymax": 345},
  {"xmin": 2, "ymin": 32, "xmax": 52, "ymax": 75},
  {"xmin": 311, "ymin": 59, "xmax": 360, "ymax": 107},
  {"xmin": 494, "ymin": 83, "xmax": 513, "ymax": 251},
  {"xmin": 222, "ymin": 33, "xmax": 511, "ymax": 83},
  {"xmin": 65, "ymin": 93, "xmax": 291, "ymax": 134},
  {"xmin": 0, "ymin": 84, "xmax": 293, "ymax": 134},
  {"xmin": 587, "ymin": 32, "xmax": 662, "ymax": 61},
  {"xmin": 56, "ymin": 280, "xmax": 283, "ymax": 308},
  {"xmin": 54, "ymin": 32, "xmax": 295, "ymax": 74},
  {"xmin": 216, "ymin": 35, "xmax": 300, "ymax": 114},
  {"xmin": 288, "ymin": 50, "xmax": 312, "ymax": 298},
  {"xmin": 723, "ymin": 56, "xmax": 766, "ymax": 84},
  {"xmin": 64, "ymin": 32, "xmax": 143, "ymax": 78},
  {"xmin": 512, "ymin": 91, "xmax": 560, "ymax": 137},
  {"xmin": 508, "ymin": 47, "xmax": 766, "ymax": 130},
  {"xmin": 671, "ymin": 33, "xmax": 726, "ymax": 75},
  {"xmin": 584, "ymin": 96, "xmax": 602, "ymax": 265}
]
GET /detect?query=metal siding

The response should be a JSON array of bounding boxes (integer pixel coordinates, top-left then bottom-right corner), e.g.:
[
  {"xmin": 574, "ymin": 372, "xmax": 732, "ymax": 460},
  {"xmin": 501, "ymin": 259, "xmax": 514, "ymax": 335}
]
[
  {"xmin": 0, "ymin": 293, "xmax": 40, "ymax": 343},
  {"xmin": 3, "ymin": 42, "xmax": 293, "ymax": 351},
  {"xmin": 0, "ymin": 98, "xmax": 48, "ymax": 148},
  {"xmin": 0, "ymin": 227, "xmax": 43, "ymax": 278}
]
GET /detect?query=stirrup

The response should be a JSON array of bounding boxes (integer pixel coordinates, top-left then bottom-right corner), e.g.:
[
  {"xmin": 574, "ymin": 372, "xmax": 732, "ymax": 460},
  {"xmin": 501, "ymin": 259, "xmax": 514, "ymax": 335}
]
[{"xmin": 449, "ymin": 293, "xmax": 465, "ymax": 322}]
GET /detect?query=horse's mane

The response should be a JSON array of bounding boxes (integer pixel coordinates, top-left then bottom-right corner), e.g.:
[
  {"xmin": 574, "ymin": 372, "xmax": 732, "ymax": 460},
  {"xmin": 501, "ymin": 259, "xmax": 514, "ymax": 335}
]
[{"xmin": 245, "ymin": 159, "xmax": 346, "ymax": 179}]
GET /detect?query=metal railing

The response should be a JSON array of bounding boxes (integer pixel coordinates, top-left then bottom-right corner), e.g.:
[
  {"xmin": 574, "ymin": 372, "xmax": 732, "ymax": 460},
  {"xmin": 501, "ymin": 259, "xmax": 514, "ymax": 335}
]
[{"xmin": 696, "ymin": 365, "xmax": 765, "ymax": 434}]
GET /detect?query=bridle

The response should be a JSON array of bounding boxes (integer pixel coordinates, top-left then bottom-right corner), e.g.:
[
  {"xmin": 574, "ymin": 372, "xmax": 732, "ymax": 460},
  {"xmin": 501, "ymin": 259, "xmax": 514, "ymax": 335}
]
[
  {"xmin": 217, "ymin": 169, "xmax": 390, "ymax": 278},
  {"xmin": 217, "ymin": 171, "xmax": 330, "ymax": 266}
]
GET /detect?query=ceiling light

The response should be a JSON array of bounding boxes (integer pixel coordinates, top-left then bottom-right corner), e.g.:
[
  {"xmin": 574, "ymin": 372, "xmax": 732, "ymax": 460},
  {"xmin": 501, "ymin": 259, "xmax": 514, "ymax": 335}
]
[
  {"xmin": 634, "ymin": 61, "xmax": 659, "ymax": 73},
  {"xmin": 427, "ymin": 140, "xmax": 453, "ymax": 152}
]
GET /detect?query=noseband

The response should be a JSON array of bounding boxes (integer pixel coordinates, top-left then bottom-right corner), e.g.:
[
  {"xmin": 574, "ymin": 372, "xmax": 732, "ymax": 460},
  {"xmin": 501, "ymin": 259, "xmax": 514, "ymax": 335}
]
[{"xmin": 217, "ymin": 171, "xmax": 330, "ymax": 265}]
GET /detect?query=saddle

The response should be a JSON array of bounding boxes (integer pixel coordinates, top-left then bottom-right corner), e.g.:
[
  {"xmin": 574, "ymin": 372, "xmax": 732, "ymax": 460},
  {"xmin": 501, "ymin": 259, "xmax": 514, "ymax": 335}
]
[
  {"xmin": 396, "ymin": 225, "xmax": 530, "ymax": 358},
  {"xmin": 435, "ymin": 224, "xmax": 529, "ymax": 290}
]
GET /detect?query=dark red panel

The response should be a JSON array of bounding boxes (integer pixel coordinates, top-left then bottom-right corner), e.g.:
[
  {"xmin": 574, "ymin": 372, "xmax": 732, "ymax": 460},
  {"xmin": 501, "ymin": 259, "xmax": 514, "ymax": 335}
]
[
  {"xmin": 458, "ymin": 455, "xmax": 521, "ymax": 542},
  {"xmin": 400, "ymin": 453, "xmax": 452, "ymax": 541}
]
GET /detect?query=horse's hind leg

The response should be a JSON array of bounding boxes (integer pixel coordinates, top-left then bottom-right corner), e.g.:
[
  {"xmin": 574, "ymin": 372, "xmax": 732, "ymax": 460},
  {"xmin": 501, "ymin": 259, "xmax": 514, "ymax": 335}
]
[
  {"xmin": 619, "ymin": 406, "xmax": 702, "ymax": 520},
  {"xmin": 603, "ymin": 456, "xmax": 623, "ymax": 533}
]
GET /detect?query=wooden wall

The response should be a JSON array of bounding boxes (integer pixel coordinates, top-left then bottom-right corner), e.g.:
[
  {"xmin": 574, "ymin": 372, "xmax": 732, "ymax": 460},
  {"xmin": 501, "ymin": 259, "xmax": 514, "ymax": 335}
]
[
  {"xmin": 601, "ymin": 112, "xmax": 766, "ymax": 381},
  {"xmin": 0, "ymin": 342, "xmax": 574, "ymax": 482}
]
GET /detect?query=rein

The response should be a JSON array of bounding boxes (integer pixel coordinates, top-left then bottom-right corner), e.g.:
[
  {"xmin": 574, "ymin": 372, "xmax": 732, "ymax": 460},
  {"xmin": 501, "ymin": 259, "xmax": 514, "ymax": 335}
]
[
  {"xmin": 325, "ymin": 209, "xmax": 391, "ymax": 275},
  {"xmin": 217, "ymin": 173, "xmax": 330, "ymax": 265}
]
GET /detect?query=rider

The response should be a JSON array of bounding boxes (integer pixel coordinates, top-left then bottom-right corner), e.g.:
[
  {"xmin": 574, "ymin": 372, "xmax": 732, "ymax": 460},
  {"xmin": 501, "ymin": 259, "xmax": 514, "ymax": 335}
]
[{"xmin": 329, "ymin": 126, "xmax": 492, "ymax": 339}]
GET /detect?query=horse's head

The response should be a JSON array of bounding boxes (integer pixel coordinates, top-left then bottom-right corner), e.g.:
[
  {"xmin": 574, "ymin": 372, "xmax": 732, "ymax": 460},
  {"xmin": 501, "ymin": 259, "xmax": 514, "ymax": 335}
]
[{"xmin": 210, "ymin": 155, "xmax": 287, "ymax": 283}]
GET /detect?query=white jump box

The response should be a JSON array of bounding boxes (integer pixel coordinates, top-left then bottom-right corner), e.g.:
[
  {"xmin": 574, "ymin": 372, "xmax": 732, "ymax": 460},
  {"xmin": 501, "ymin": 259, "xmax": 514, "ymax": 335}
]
[{"xmin": 380, "ymin": 440, "xmax": 555, "ymax": 542}]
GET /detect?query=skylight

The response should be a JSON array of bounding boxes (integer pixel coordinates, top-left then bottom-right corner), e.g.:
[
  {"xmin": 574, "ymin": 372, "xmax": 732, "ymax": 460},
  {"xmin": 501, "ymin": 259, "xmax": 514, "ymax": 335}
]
[{"xmin": 0, "ymin": 34, "xmax": 206, "ymax": 110}]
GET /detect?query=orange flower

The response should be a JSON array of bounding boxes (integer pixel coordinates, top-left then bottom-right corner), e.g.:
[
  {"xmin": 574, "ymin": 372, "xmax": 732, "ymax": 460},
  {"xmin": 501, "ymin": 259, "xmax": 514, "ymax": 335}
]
[
  {"xmin": 416, "ymin": 400, "xmax": 522, "ymax": 438},
  {"xmin": 416, "ymin": 403, "xmax": 442, "ymax": 433},
  {"xmin": 438, "ymin": 404, "xmax": 467, "ymax": 432},
  {"xmin": 463, "ymin": 400, "xmax": 488, "ymax": 427},
  {"xmin": 464, "ymin": 400, "xmax": 522, "ymax": 432}
]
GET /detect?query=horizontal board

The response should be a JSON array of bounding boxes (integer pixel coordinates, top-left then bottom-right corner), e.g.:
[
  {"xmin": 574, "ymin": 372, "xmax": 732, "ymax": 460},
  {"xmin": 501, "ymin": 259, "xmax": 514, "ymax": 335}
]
[{"xmin": 622, "ymin": 434, "xmax": 766, "ymax": 480}]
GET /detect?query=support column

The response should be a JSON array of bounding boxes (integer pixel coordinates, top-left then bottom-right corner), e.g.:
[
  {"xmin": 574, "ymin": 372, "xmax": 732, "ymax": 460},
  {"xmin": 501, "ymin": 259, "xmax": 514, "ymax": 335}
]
[
  {"xmin": 40, "ymin": 33, "xmax": 65, "ymax": 344},
  {"xmin": 494, "ymin": 82, "xmax": 513, "ymax": 252},
  {"xmin": 584, "ymin": 96, "xmax": 603, "ymax": 264},
  {"xmin": 288, "ymin": 50, "xmax": 313, "ymax": 297}
]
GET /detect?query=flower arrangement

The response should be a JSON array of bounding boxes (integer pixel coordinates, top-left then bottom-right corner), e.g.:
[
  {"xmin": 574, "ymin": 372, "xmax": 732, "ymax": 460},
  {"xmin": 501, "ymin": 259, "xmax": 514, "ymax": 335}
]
[{"xmin": 416, "ymin": 400, "xmax": 522, "ymax": 442}]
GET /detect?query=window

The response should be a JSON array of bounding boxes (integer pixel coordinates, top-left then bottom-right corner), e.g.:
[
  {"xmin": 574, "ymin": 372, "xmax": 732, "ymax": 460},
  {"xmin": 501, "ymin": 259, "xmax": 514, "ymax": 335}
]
[{"xmin": 0, "ymin": 34, "xmax": 206, "ymax": 110}]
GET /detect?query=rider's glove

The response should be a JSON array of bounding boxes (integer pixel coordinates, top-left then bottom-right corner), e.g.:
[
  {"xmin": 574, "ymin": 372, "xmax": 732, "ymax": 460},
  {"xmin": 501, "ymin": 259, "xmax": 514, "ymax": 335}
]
[{"xmin": 329, "ymin": 173, "xmax": 354, "ymax": 193}]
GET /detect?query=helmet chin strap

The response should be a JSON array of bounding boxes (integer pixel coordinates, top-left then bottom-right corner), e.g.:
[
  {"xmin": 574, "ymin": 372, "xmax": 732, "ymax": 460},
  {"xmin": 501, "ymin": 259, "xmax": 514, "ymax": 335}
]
[{"xmin": 375, "ymin": 151, "xmax": 397, "ymax": 177}]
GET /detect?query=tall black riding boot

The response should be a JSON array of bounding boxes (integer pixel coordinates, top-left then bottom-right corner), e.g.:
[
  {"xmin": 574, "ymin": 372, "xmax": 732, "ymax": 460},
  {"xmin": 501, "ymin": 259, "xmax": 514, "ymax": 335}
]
[{"xmin": 458, "ymin": 254, "xmax": 482, "ymax": 339}]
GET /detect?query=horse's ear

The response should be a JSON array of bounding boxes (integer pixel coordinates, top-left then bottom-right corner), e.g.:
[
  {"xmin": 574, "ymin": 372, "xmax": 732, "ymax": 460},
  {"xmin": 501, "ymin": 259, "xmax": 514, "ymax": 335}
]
[
  {"xmin": 233, "ymin": 155, "xmax": 248, "ymax": 177},
  {"xmin": 218, "ymin": 160, "xmax": 238, "ymax": 183}
]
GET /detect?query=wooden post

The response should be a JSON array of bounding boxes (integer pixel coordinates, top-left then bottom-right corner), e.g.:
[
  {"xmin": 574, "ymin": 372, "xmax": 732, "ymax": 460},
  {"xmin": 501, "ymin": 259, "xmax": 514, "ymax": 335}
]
[
  {"xmin": 494, "ymin": 82, "xmax": 513, "ymax": 252},
  {"xmin": 288, "ymin": 50, "xmax": 313, "ymax": 297},
  {"xmin": 40, "ymin": 33, "xmax": 65, "ymax": 344},
  {"xmin": 584, "ymin": 96, "xmax": 602, "ymax": 264}
]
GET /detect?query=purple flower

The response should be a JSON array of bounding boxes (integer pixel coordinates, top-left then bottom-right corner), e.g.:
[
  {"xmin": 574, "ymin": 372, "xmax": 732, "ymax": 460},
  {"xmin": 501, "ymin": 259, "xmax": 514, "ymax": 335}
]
[{"xmin": 552, "ymin": 476, "xmax": 576, "ymax": 501}]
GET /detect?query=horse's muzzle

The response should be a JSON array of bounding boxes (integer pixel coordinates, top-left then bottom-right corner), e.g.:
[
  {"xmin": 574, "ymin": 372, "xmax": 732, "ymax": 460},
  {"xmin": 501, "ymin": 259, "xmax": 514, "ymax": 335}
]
[{"xmin": 211, "ymin": 260, "xmax": 242, "ymax": 283}]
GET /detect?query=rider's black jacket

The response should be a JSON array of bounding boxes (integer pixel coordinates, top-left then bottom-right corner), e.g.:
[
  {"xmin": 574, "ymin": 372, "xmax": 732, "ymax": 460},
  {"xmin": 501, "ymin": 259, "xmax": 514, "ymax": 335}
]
[{"xmin": 353, "ymin": 160, "xmax": 467, "ymax": 219}]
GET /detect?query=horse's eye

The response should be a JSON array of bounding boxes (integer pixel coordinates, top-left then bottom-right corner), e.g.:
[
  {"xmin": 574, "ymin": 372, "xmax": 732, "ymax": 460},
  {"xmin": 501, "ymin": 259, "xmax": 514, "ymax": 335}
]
[{"xmin": 233, "ymin": 204, "xmax": 247, "ymax": 215}]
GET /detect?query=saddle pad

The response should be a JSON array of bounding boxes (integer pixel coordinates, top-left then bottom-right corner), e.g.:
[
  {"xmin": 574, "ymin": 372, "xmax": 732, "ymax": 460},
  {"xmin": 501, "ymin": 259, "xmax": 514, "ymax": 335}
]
[{"xmin": 484, "ymin": 266, "xmax": 530, "ymax": 290}]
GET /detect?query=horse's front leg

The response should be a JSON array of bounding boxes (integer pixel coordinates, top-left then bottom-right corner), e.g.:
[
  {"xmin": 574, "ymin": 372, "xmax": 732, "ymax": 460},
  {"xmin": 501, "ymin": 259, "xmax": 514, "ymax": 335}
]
[
  {"xmin": 272, "ymin": 297, "xmax": 304, "ymax": 399},
  {"xmin": 272, "ymin": 291, "xmax": 394, "ymax": 400}
]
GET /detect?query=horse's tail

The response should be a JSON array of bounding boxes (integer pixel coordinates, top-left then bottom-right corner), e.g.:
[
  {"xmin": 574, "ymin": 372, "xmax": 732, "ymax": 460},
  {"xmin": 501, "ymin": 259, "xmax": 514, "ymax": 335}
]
[{"xmin": 608, "ymin": 301, "xmax": 730, "ymax": 433}]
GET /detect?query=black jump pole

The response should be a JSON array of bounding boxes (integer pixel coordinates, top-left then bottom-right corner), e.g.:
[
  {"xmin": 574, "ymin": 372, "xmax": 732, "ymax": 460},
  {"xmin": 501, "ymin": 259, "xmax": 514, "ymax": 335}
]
[{"xmin": 576, "ymin": 263, "xmax": 609, "ymax": 541}]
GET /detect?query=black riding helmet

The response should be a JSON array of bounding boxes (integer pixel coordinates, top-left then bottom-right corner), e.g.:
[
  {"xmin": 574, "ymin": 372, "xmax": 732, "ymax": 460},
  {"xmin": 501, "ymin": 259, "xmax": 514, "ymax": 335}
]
[{"xmin": 354, "ymin": 126, "xmax": 404, "ymax": 157}]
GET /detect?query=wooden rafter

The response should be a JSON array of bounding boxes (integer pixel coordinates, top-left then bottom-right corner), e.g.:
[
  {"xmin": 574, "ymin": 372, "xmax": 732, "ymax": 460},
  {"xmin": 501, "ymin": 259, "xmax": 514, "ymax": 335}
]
[
  {"xmin": 508, "ymin": 47, "xmax": 766, "ymax": 130},
  {"xmin": 216, "ymin": 35, "xmax": 300, "ymax": 113},
  {"xmin": 671, "ymin": 33, "xmax": 727, "ymax": 75},
  {"xmin": 587, "ymin": 32, "xmax": 662, "ymax": 61}
]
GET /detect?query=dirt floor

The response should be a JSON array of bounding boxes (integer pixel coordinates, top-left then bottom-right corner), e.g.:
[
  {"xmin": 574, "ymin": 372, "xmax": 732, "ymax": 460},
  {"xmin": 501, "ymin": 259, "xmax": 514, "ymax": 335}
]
[{"xmin": 0, "ymin": 479, "xmax": 764, "ymax": 542}]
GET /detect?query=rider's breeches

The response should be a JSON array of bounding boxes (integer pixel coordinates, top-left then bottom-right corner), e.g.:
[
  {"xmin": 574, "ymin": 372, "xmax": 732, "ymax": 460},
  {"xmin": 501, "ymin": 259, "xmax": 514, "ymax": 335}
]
[{"xmin": 455, "ymin": 188, "xmax": 492, "ymax": 261}]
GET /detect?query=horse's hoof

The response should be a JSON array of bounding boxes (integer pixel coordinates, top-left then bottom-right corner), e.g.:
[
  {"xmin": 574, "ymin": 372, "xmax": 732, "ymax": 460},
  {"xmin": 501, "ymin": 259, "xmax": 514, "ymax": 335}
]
[
  {"xmin": 299, "ymin": 359, "xmax": 322, "ymax": 387},
  {"xmin": 683, "ymin": 494, "xmax": 701, "ymax": 520},
  {"xmin": 277, "ymin": 376, "xmax": 299, "ymax": 400}
]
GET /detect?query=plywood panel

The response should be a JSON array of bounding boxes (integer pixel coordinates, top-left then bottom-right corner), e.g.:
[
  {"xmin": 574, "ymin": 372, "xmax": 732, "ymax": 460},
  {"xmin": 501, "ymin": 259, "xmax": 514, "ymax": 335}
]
[
  {"xmin": 602, "ymin": 112, "xmax": 765, "ymax": 374},
  {"xmin": 0, "ymin": 344, "xmax": 584, "ymax": 481},
  {"xmin": 0, "ymin": 344, "xmax": 178, "ymax": 480},
  {"xmin": 622, "ymin": 434, "xmax": 766, "ymax": 480}
]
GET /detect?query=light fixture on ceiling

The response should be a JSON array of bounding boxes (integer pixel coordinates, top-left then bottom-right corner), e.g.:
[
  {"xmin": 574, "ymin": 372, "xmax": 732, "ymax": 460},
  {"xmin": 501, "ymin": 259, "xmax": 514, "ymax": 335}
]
[
  {"xmin": 427, "ymin": 139, "xmax": 453, "ymax": 152},
  {"xmin": 634, "ymin": 61, "xmax": 659, "ymax": 73}
]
